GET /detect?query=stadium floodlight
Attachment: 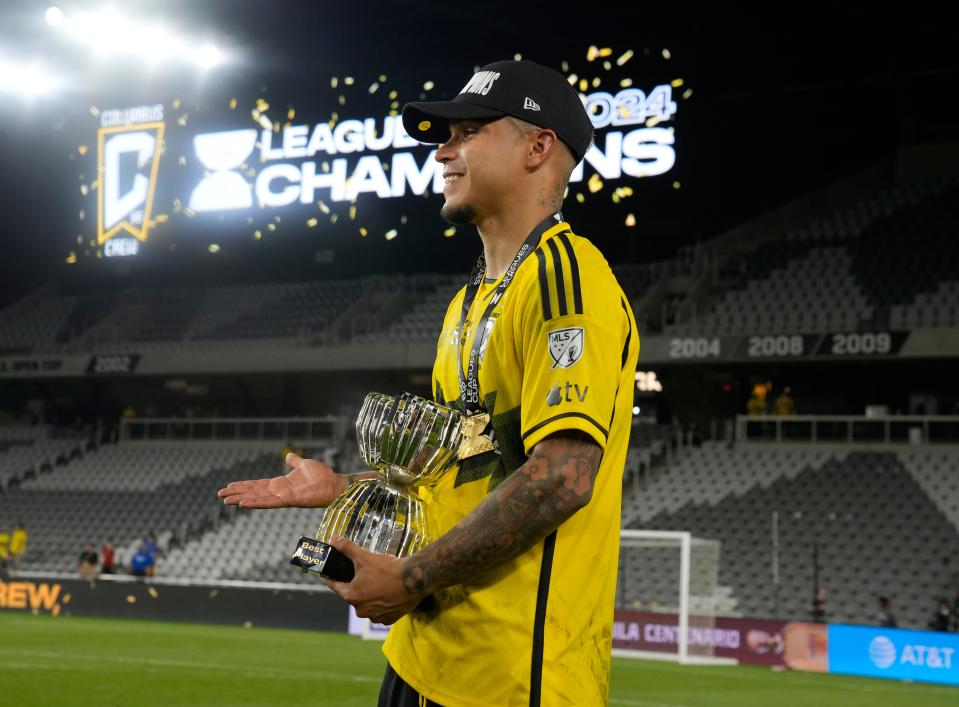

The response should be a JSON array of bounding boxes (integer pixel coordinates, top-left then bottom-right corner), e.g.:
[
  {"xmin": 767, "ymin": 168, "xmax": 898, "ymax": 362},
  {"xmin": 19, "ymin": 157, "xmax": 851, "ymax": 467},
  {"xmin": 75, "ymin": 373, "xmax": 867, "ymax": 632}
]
[
  {"xmin": 192, "ymin": 44, "xmax": 222, "ymax": 69},
  {"xmin": 45, "ymin": 6, "xmax": 64, "ymax": 27},
  {"xmin": 0, "ymin": 60, "xmax": 57, "ymax": 97}
]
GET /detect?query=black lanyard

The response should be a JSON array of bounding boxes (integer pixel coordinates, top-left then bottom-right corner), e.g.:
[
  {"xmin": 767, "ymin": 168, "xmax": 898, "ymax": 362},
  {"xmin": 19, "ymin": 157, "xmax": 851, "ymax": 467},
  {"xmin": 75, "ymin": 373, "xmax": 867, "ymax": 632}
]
[{"xmin": 457, "ymin": 212, "xmax": 563, "ymax": 415}]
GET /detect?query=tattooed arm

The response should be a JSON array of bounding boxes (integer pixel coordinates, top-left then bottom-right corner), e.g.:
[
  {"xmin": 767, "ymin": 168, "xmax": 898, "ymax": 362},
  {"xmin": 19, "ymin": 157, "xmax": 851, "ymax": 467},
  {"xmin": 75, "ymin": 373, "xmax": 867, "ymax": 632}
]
[
  {"xmin": 402, "ymin": 429, "xmax": 602, "ymax": 596},
  {"xmin": 323, "ymin": 430, "xmax": 602, "ymax": 623}
]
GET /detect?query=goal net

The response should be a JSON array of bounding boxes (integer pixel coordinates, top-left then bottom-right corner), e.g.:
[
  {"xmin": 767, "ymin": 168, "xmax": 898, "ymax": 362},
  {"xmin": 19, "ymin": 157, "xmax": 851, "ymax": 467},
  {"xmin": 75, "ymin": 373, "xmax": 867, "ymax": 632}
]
[{"xmin": 614, "ymin": 529, "xmax": 735, "ymax": 665}]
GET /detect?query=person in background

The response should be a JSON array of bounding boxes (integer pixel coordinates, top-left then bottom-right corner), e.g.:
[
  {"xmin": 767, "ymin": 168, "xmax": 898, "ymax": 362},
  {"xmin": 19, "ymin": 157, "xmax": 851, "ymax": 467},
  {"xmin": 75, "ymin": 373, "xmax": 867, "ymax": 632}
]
[
  {"xmin": 0, "ymin": 526, "xmax": 11, "ymax": 574},
  {"xmin": 101, "ymin": 538, "xmax": 116, "ymax": 574},
  {"xmin": 810, "ymin": 586, "xmax": 827, "ymax": 623},
  {"xmin": 9, "ymin": 521, "xmax": 27, "ymax": 569},
  {"xmin": 929, "ymin": 597, "xmax": 952, "ymax": 631},
  {"xmin": 877, "ymin": 596, "xmax": 897, "ymax": 627},
  {"xmin": 78, "ymin": 543, "xmax": 99, "ymax": 580},
  {"xmin": 130, "ymin": 544, "xmax": 152, "ymax": 578},
  {"xmin": 774, "ymin": 386, "xmax": 796, "ymax": 415},
  {"xmin": 142, "ymin": 532, "xmax": 159, "ymax": 576}
]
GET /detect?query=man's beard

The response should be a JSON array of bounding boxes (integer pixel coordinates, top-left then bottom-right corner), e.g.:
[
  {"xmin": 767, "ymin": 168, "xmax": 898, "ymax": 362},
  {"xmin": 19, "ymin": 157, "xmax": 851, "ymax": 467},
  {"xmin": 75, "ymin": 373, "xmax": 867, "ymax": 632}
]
[{"xmin": 441, "ymin": 201, "xmax": 477, "ymax": 225}]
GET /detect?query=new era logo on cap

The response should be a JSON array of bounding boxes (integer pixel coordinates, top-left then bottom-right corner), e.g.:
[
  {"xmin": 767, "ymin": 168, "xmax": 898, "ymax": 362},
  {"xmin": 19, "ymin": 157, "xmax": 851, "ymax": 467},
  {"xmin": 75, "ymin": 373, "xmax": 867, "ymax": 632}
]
[{"xmin": 524, "ymin": 97, "xmax": 541, "ymax": 111}]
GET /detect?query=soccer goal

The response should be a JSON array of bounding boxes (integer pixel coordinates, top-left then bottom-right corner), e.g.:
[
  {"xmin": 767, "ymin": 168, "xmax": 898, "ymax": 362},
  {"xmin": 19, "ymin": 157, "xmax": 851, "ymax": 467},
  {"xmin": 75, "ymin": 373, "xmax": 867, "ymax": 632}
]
[{"xmin": 614, "ymin": 529, "xmax": 737, "ymax": 665}]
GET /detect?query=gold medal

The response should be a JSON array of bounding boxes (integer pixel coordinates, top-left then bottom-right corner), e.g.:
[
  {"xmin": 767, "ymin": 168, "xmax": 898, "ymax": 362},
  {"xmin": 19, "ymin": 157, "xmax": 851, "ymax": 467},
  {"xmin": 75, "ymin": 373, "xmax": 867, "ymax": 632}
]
[{"xmin": 458, "ymin": 412, "xmax": 495, "ymax": 459}]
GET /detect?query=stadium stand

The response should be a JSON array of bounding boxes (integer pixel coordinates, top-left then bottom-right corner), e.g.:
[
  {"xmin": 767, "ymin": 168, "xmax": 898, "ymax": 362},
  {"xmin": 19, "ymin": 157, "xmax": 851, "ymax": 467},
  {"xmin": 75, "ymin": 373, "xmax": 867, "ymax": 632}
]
[
  {"xmin": 0, "ymin": 425, "xmax": 91, "ymax": 492},
  {"xmin": 622, "ymin": 441, "xmax": 959, "ymax": 629}
]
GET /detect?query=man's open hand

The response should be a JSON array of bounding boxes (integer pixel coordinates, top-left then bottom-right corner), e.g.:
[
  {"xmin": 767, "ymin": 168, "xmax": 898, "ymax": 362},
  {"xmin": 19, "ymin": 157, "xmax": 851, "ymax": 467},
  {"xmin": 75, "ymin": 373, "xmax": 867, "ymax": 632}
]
[{"xmin": 217, "ymin": 453, "xmax": 348, "ymax": 509}]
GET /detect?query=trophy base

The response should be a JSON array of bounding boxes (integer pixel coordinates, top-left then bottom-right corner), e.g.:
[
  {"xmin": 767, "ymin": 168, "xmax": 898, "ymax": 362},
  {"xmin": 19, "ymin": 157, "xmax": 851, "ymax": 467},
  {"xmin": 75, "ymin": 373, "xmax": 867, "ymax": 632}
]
[{"xmin": 290, "ymin": 536, "xmax": 355, "ymax": 582}]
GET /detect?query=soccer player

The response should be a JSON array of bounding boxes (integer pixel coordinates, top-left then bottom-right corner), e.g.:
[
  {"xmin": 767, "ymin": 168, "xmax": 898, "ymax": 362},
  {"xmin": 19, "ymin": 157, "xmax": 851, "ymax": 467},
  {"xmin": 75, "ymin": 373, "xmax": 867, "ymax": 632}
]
[{"xmin": 219, "ymin": 60, "xmax": 639, "ymax": 706}]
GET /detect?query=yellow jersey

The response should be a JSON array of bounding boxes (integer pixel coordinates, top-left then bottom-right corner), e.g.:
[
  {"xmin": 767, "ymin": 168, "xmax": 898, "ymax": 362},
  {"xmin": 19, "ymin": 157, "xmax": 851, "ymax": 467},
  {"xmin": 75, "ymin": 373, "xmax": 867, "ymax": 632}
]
[{"xmin": 383, "ymin": 220, "xmax": 640, "ymax": 706}]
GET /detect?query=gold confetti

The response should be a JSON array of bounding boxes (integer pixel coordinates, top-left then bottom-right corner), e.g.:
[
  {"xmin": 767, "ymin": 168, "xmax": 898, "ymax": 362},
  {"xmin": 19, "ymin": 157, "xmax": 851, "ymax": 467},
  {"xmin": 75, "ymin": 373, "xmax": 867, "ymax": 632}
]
[
  {"xmin": 578, "ymin": 78, "xmax": 588, "ymax": 92},
  {"xmin": 369, "ymin": 82, "xmax": 379, "ymax": 94},
  {"xmin": 671, "ymin": 78, "xmax": 684, "ymax": 88},
  {"xmin": 243, "ymin": 621, "xmax": 253, "ymax": 629},
  {"xmin": 318, "ymin": 201, "xmax": 330, "ymax": 214},
  {"xmin": 177, "ymin": 114, "xmax": 188, "ymax": 127},
  {"xmin": 389, "ymin": 110, "xmax": 397, "ymax": 116},
  {"xmin": 598, "ymin": 47, "xmax": 612, "ymax": 57},
  {"xmin": 156, "ymin": 214, "xmax": 169, "ymax": 223},
  {"xmin": 287, "ymin": 108, "xmax": 295, "ymax": 120},
  {"xmin": 178, "ymin": 156, "xmax": 186, "ymax": 166},
  {"xmin": 77, "ymin": 145, "xmax": 88, "ymax": 155},
  {"xmin": 78, "ymin": 210, "xmax": 85, "ymax": 220},
  {"xmin": 575, "ymin": 193, "xmax": 585, "ymax": 204},
  {"xmin": 209, "ymin": 589, "xmax": 218, "ymax": 599},
  {"xmin": 388, "ymin": 89, "xmax": 398, "ymax": 100},
  {"xmin": 229, "ymin": 98, "xmax": 237, "ymax": 109},
  {"xmin": 620, "ymin": 78, "xmax": 633, "ymax": 88},
  {"xmin": 379, "ymin": 74, "xmax": 387, "ymax": 82},
  {"xmin": 321, "ymin": 161, "xmax": 330, "ymax": 173},
  {"xmin": 80, "ymin": 185, "xmax": 89, "ymax": 196},
  {"xmin": 617, "ymin": 49, "xmax": 634, "ymax": 66},
  {"xmin": 173, "ymin": 198, "xmax": 182, "ymax": 212},
  {"xmin": 514, "ymin": 53, "xmax": 522, "ymax": 61},
  {"xmin": 603, "ymin": 61, "xmax": 611, "ymax": 70},
  {"xmin": 682, "ymin": 88, "xmax": 693, "ymax": 99},
  {"xmin": 359, "ymin": 227, "xmax": 368, "ymax": 237},
  {"xmin": 63, "ymin": 594, "xmax": 72, "ymax": 604},
  {"xmin": 208, "ymin": 244, "xmax": 220, "ymax": 253},
  {"xmin": 65, "ymin": 252, "xmax": 77, "ymax": 264},
  {"xmin": 148, "ymin": 587, "xmax": 159, "ymax": 599},
  {"xmin": 89, "ymin": 106, "xmax": 100, "ymax": 117},
  {"xmin": 344, "ymin": 76, "xmax": 354, "ymax": 85},
  {"xmin": 172, "ymin": 98, "xmax": 181, "ymax": 109},
  {"xmin": 254, "ymin": 230, "xmax": 262, "ymax": 240},
  {"xmin": 586, "ymin": 46, "xmax": 599, "ymax": 62},
  {"xmin": 330, "ymin": 214, "xmax": 338, "ymax": 224},
  {"xmin": 349, "ymin": 205, "xmax": 357, "ymax": 220},
  {"xmin": 592, "ymin": 77, "xmax": 601, "ymax": 88},
  {"xmin": 307, "ymin": 217, "xmax": 318, "ymax": 227},
  {"xmin": 390, "ymin": 101, "xmax": 399, "ymax": 109},
  {"xmin": 338, "ymin": 95, "xmax": 346, "ymax": 106},
  {"xmin": 561, "ymin": 61, "xmax": 569, "ymax": 73},
  {"xmin": 662, "ymin": 48, "xmax": 671, "ymax": 59},
  {"xmin": 331, "ymin": 77, "xmax": 338, "ymax": 88},
  {"xmin": 625, "ymin": 213, "xmax": 636, "ymax": 227},
  {"xmin": 423, "ymin": 80, "xmax": 434, "ymax": 91},
  {"xmin": 444, "ymin": 227, "xmax": 456, "ymax": 237},
  {"xmin": 567, "ymin": 73, "xmax": 578, "ymax": 86},
  {"xmin": 588, "ymin": 173, "xmax": 603, "ymax": 193},
  {"xmin": 385, "ymin": 229, "xmax": 398, "ymax": 240},
  {"xmin": 267, "ymin": 223, "xmax": 276, "ymax": 231},
  {"xmin": 256, "ymin": 98, "xmax": 269, "ymax": 112},
  {"xmin": 126, "ymin": 595, "xmax": 137, "ymax": 604},
  {"xmin": 672, "ymin": 181, "xmax": 681, "ymax": 189},
  {"xmin": 645, "ymin": 116, "xmax": 661, "ymax": 127}
]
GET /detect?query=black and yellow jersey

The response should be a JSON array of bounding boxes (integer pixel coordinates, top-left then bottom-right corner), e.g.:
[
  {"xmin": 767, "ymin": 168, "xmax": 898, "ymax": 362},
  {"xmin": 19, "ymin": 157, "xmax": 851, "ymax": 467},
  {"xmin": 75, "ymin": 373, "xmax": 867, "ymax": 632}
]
[{"xmin": 383, "ymin": 219, "xmax": 640, "ymax": 707}]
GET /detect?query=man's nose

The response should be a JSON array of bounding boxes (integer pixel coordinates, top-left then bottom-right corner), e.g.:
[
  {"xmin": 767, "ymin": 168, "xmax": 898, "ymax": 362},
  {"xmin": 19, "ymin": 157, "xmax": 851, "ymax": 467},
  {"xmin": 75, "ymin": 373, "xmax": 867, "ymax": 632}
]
[{"xmin": 435, "ymin": 139, "xmax": 456, "ymax": 163}]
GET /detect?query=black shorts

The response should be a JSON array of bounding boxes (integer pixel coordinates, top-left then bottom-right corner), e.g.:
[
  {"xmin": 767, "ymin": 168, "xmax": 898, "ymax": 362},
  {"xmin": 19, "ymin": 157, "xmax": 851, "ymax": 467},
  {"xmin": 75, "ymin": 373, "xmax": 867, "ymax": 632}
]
[{"xmin": 378, "ymin": 662, "xmax": 443, "ymax": 707}]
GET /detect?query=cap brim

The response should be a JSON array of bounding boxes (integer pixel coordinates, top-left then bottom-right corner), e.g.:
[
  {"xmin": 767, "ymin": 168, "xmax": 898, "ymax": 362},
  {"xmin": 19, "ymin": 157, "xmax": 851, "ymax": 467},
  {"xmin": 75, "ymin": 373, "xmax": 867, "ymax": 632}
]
[{"xmin": 402, "ymin": 100, "xmax": 505, "ymax": 144}]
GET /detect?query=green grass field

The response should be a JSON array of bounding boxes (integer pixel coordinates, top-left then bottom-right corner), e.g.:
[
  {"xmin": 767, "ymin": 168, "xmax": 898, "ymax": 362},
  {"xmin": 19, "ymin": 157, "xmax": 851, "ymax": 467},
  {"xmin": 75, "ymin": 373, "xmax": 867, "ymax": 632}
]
[{"xmin": 1, "ymin": 613, "xmax": 957, "ymax": 706}]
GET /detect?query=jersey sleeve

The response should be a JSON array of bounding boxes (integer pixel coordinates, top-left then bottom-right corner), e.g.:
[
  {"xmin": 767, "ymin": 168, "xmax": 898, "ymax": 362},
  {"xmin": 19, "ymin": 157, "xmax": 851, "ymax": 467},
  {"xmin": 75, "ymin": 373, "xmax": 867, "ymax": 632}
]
[{"xmin": 516, "ymin": 233, "xmax": 632, "ymax": 454}]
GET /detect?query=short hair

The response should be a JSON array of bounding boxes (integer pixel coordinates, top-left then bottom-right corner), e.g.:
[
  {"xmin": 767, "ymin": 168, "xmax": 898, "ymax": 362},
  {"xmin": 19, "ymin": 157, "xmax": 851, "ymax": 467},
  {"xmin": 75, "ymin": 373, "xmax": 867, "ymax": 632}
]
[{"xmin": 506, "ymin": 116, "xmax": 577, "ymax": 188}]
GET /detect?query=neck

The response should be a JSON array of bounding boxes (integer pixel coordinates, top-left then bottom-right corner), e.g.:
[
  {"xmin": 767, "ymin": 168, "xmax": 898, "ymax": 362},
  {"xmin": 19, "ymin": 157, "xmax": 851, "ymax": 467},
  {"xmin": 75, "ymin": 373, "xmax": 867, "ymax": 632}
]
[{"xmin": 476, "ymin": 206, "xmax": 559, "ymax": 280}]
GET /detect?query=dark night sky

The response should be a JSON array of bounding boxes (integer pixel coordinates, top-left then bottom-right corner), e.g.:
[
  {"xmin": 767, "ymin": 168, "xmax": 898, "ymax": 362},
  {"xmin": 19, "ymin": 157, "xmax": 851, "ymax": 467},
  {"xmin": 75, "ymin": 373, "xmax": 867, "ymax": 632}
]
[{"xmin": 0, "ymin": 1, "xmax": 955, "ymax": 303}]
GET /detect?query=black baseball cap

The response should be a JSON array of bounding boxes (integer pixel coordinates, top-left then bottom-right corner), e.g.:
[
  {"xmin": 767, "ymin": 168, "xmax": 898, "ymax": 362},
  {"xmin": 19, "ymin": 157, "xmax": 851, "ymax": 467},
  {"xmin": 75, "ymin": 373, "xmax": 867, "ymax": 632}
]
[{"xmin": 402, "ymin": 60, "xmax": 594, "ymax": 163}]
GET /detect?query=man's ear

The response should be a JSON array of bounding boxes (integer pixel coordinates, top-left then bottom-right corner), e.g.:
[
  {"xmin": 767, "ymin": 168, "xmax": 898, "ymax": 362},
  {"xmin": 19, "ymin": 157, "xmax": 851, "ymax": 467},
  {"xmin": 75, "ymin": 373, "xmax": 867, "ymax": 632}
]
[{"xmin": 527, "ymin": 129, "xmax": 558, "ymax": 170}]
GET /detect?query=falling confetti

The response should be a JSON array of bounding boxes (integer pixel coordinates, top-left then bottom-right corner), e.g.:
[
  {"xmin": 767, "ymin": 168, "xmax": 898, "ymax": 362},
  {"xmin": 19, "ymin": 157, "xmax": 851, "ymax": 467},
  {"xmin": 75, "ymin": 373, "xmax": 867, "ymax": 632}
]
[
  {"xmin": 177, "ymin": 114, "xmax": 188, "ymax": 127},
  {"xmin": 617, "ymin": 49, "xmax": 634, "ymax": 66},
  {"xmin": 77, "ymin": 145, "xmax": 88, "ymax": 155},
  {"xmin": 229, "ymin": 98, "xmax": 237, "ymax": 109},
  {"xmin": 318, "ymin": 201, "xmax": 330, "ymax": 214},
  {"xmin": 385, "ymin": 229, "xmax": 398, "ymax": 240},
  {"xmin": 587, "ymin": 46, "xmax": 599, "ymax": 62},
  {"xmin": 89, "ymin": 106, "xmax": 100, "ymax": 117},
  {"xmin": 267, "ymin": 223, "xmax": 276, "ymax": 231},
  {"xmin": 208, "ymin": 244, "xmax": 220, "ymax": 253},
  {"xmin": 65, "ymin": 252, "xmax": 77, "ymax": 264},
  {"xmin": 672, "ymin": 181, "xmax": 681, "ymax": 189},
  {"xmin": 444, "ymin": 227, "xmax": 456, "ymax": 237},
  {"xmin": 177, "ymin": 156, "xmax": 186, "ymax": 166},
  {"xmin": 620, "ymin": 78, "xmax": 633, "ymax": 88},
  {"xmin": 148, "ymin": 587, "xmax": 159, "ymax": 599},
  {"xmin": 662, "ymin": 48, "xmax": 671, "ymax": 59},
  {"xmin": 588, "ymin": 173, "xmax": 603, "ymax": 193},
  {"xmin": 575, "ymin": 193, "xmax": 585, "ymax": 204},
  {"xmin": 254, "ymin": 230, "xmax": 262, "ymax": 240},
  {"xmin": 514, "ymin": 53, "xmax": 522, "ymax": 61},
  {"xmin": 388, "ymin": 90, "xmax": 398, "ymax": 100},
  {"xmin": 126, "ymin": 595, "xmax": 137, "ymax": 604},
  {"xmin": 344, "ymin": 76, "xmax": 354, "ymax": 85},
  {"xmin": 256, "ymin": 98, "xmax": 269, "ymax": 112},
  {"xmin": 625, "ymin": 214, "xmax": 636, "ymax": 227},
  {"xmin": 307, "ymin": 217, "xmax": 318, "ymax": 227},
  {"xmin": 338, "ymin": 95, "xmax": 346, "ymax": 106},
  {"xmin": 682, "ymin": 88, "xmax": 693, "ymax": 99},
  {"xmin": 330, "ymin": 214, "xmax": 338, "ymax": 224},
  {"xmin": 359, "ymin": 227, "xmax": 368, "ymax": 237},
  {"xmin": 603, "ymin": 61, "xmax": 611, "ymax": 70},
  {"xmin": 567, "ymin": 73, "xmax": 578, "ymax": 86},
  {"xmin": 287, "ymin": 108, "xmax": 296, "ymax": 120},
  {"xmin": 561, "ymin": 61, "xmax": 569, "ymax": 73},
  {"xmin": 369, "ymin": 82, "xmax": 379, "ymax": 94},
  {"xmin": 172, "ymin": 98, "xmax": 181, "ymax": 109},
  {"xmin": 379, "ymin": 74, "xmax": 387, "ymax": 82},
  {"xmin": 671, "ymin": 78, "xmax": 684, "ymax": 88},
  {"xmin": 592, "ymin": 77, "xmax": 601, "ymax": 88},
  {"xmin": 423, "ymin": 80, "xmax": 434, "ymax": 91},
  {"xmin": 578, "ymin": 78, "xmax": 588, "ymax": 92},
  {"xmin": 349, "ymin": 205, "xmax": 356, "ymax": 220}
]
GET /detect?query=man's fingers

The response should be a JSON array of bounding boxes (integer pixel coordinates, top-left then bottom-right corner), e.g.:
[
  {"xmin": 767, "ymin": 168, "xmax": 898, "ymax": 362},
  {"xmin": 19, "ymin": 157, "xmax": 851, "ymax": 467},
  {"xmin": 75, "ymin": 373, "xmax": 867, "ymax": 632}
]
[
  {"xmin": 285, "ymin": 452, "xmax": 303, "ymax": 468},
  {"xmin": 329, "ymin": 535, "xmax": 363, "ymax": 561},
  {"xmin": 217, "ymin": 480, "xmax": 254, "ymax": 498}
]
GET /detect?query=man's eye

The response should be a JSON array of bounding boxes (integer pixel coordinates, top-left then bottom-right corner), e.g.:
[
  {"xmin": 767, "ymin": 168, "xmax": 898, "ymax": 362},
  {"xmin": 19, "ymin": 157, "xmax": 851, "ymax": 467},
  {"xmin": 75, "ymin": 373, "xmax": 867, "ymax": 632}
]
[{"xmin": 463, "ymin": 127, "xmax": 478, "ymax": 137}]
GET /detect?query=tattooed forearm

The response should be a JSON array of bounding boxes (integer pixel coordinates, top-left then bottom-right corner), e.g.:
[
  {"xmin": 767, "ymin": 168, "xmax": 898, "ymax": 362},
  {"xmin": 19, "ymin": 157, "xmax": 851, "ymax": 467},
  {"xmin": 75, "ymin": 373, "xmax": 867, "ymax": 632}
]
[{"xmin": 402, "ymin": 431, "xmax": 602, "ymax": 596}]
